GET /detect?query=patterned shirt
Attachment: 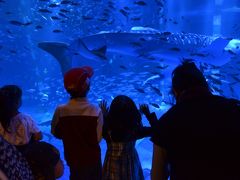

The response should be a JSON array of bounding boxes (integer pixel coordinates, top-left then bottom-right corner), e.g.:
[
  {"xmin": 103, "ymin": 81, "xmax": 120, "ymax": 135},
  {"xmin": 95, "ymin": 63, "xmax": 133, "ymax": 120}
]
[{"xmin": 0, "ymin": 136, "xmax": 33, "ymax": 180}]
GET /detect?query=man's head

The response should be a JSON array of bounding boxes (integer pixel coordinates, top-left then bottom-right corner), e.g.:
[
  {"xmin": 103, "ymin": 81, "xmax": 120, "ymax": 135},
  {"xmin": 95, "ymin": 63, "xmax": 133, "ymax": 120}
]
[
  {"xmin": 64, "ymin": 66, "xmax": 93, "ymax": 98},
  {"xmin": 172, "ymin": 60, "xmax": 209, "ymax": 99}
]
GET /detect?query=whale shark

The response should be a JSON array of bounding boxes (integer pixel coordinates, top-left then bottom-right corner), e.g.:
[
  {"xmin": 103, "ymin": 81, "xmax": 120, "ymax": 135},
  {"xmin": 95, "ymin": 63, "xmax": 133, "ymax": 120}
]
[{"xmin": 38, "ymin": 27, "xmax": 238, "ymax": 74}]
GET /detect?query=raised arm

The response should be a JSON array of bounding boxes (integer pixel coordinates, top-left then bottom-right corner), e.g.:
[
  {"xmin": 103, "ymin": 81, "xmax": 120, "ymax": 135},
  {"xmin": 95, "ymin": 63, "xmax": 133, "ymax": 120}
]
[
  {"xmin": 139, "ymin": 104, "xmax": 158, "ymax": 126},
  {"xmin": 151, "ymin": 144, "xmax": 168, "ymax": 180}
]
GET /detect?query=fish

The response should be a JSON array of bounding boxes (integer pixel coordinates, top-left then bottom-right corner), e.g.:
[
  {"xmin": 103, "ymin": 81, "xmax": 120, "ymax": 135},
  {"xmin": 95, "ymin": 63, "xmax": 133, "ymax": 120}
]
[
  {"xmin": 149, "ymin": 103, "xmax": 160, "ymax": 108},
  {"xmin": 61, "ymin": 0, "xmax": 72, "ymax": 5},
  {"xmin": 156, "ymin": 65, "xmax": 169, "ymax": 69},
  {"xmin": 60, "ymin": 9, "xmax": 70, "ymax": 13},
  {"xmin": 5, "ymin": 11, "xmax": 12, "ymax": 15},
  {"xmin": 119, "ymin": 9, "xmax": 129, "ymax": 17},
  {"xmin": 134, "ymin": 85, "xmax": 145, "ymax": 93},
  {"xmin": 35, "ymin": 25, "xmax": 43, "ymax": 29},
  {"xmin": 49, "ymin": 3, "xmax": 59, "ymax": 8},
  {"xmin": 9, "ymin": 20, "xmax": 32, "ymax": 26},
  {"xmin": 124, "ymin": 6, "xmax": 131, "ymax": 10},
  {"xmin": 119, "ymin": 65, "xmax": 127, "ymax": 70},
  {"xmin": 38, "ymin": 40, "xmax": 107, "ymax": 73},
  {"xmin": 142, "ymin": 74, "xmax": 162, "ymax": 85},
  {"xmin": 38, "ymin": 26, "xmax": 238, "ymax": 75},
  {"xmin": 6, "ymin": 29, "xmax": 13, "ymax": 34},
  {"xmin": 173, "ymin": 21, "xmax": 178, "ymax": 25},
  {"xmin": 131, "ymin": 17, "xmax": 141, "ymax": 21},
  {"xmin": 38, "ymin": 8, "xmax": 52, "ymax": 13},
  {"xmin": 97, "ymin": 18, "xmax": 108, "ymax": 22},
  {"xmin": 71, "ymin": 2, "xmax": 80, "ymax": 6},
  {"xmin": 9, "ymin": 20, "xmax": 22, "ymax": 26},
  {"xmin": 51, "ymin": 16, "xmax": 61, "ymax": 20},
  {"xmin": 58, "ymin": 12, "xmax": 68, "ymax": 18},
  {"xmin": 148, "ymin": 84, "xmax": 162, "ymax": 96},
  {"xmin": 169, "ymin": 47, "xmax": 181, "ymax": 52},
  {"xmin": 52, "ymin": 29, "xmax": 63, "ymax": 33},
  {"xmin": 210, "ymin": 85, "xmax": 224, "ymax": 94},
  {"xmin": 9, "ymin": 50, "xmax": 17, "ymax": 54},
  {"xmin": 82, "ymin": 15, "xmax": 94, "ymax": 20},
  {"xmin": 134, "ymin": 1, "xmax": 147, "ymax": 6}
]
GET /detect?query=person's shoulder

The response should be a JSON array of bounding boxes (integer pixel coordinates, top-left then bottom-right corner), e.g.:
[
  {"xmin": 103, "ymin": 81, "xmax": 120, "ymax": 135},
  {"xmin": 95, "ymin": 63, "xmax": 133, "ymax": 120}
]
[
  {"xmin": 13, "ymin": 113, "xmax": 33, "ymax": 122},
  {"xmin": 160, "ymin": 105, "xmax": 177, "ymax": 120},
  {"xmin": 54, "ymin": 103, "xmax": 68, "ymax": 112},
  {"xmin": 227, "ymin": 98, "xmax": 240, "ymax": 105},
  {"xmin": 87, "ymin": 102, "xmax": 101, "ymax": 114},
  {"xmin": 213, "ymin": 95, "xmax": 240, "ymax": 106},
  {"xmin": 56, "ymin": 103, "xmax": 68, "ymax": 108}
]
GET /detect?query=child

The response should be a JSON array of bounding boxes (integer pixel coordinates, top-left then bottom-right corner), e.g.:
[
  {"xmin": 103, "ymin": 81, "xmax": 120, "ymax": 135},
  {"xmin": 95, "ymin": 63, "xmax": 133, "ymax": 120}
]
[
  {"xmin": 51, "ymin": 66, "xmax": 103, "ymax": 180},
  {"xmin": 0, "ymin": 85, "xmax": 42, "ymax": 151},
  {"xmin": 23, "ymin": 141, "xmax": 64, "ymax": 180},
  {"xmin": 99, "ymin": 95, "xmax": 153, "ymax": 180}
]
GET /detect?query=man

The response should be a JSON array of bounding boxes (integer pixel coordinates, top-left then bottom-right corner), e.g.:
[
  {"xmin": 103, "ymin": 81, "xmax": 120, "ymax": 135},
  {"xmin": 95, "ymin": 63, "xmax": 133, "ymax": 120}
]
[{"xmin": 151, "ymin": 60, "xmax": 240, "ymax": 180}]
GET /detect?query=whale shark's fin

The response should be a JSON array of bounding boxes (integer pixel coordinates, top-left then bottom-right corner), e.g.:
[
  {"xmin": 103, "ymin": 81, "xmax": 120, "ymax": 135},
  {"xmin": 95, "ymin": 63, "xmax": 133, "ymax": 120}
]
[
  {"xmin": 76, "ymin": 39, "xmax": 107, "ymax": 60},
  {"xmin": 38, "ymin": 42, "xmax": 71, "ymax": 74},
  {"xmin": 91, "ymin": 45, "xmax": 107, "ymax": 60},
  {"xmin": 207, "ymin": 38, "xmax": 231, "ymax": 56}
]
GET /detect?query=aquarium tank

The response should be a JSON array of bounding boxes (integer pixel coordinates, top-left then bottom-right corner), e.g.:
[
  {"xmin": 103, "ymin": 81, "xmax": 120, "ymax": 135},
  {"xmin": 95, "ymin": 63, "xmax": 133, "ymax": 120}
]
[{"xmin": 0, "ymin": 0, "xmax": 240, "ymax": 179}]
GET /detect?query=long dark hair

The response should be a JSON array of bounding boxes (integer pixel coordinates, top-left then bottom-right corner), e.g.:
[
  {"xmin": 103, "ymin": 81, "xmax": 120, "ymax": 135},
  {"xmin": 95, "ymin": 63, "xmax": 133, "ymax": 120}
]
[
  {"xmin": 0, "ymin": 85, "xmax": 22, "ymax": 131},
  {"xmin": 104, "ymin": 95, "xmax": 142, "ymax": 141}
]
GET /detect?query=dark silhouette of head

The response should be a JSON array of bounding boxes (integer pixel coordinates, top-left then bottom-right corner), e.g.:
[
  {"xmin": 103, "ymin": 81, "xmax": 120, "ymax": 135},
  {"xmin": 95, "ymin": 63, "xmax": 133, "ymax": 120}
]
[
  {"xmin": 107, "ymin": 95, "xmax": 141, "ymax": 137},
  {"xmin": 0, "ymin": 85, "xmax": 22, "ymax": 131},
  {"xmin": 0, "ymin": 85, "xmax": 22, "ymax": 111},
  {"xmin": 172, "ymin": 60, "xmax": 209, "ymax": 99}
]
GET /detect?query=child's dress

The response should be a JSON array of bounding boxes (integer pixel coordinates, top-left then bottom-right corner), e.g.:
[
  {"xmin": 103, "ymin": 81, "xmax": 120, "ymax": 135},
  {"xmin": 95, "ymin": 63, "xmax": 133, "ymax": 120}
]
[
  {"xmin": 103, "ymin": 141, "xmax": 144, "ymax": 180},
  {"xmin": 102, "ymin": 125, "xmax": 152, "ymax": 180}
]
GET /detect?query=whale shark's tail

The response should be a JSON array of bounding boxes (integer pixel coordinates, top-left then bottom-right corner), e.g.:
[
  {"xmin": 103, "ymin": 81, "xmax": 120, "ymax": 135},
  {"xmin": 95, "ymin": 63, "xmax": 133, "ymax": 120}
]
[
  {"xmin": 38, "ymin": 40, "xmax": 108, "ymax": 74},
  {"xmin": 38, "ymin": 42, "xmax": 71, "ymax": 74}
]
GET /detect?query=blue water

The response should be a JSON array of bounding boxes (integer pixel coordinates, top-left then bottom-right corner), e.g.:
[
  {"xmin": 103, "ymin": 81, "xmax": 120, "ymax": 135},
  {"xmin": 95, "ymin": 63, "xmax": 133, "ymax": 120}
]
[{"xmin": 1, "ymin": 0, "xmax": 240, "ymax": 179}]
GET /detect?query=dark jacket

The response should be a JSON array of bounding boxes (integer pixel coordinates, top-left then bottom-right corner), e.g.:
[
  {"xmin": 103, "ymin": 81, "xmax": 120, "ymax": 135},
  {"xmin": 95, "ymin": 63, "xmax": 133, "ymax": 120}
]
[{"xmin": 151, "ymin": 88, "xmax": 240, "ymax": 180}]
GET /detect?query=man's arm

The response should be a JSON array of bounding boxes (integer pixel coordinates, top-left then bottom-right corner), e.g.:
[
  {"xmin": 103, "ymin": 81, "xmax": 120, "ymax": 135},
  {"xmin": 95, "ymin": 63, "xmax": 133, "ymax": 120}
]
[
  {"xmin": 51, "ymin": 107, "xmax": 62, "ymax": 139},
  {"xmin": 151, "ymin": 144, "xmax": 168, "ymax": 180},
  {"xmin": 96, "ymin": 111, "xmax": 103, "ymax": 142}
]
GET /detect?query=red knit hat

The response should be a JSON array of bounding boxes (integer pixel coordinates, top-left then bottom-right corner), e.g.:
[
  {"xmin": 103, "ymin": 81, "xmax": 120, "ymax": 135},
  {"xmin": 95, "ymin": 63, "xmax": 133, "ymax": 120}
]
[{"xmin": 64, "ymin": 66, "xmax": 93, "ymax": 95}]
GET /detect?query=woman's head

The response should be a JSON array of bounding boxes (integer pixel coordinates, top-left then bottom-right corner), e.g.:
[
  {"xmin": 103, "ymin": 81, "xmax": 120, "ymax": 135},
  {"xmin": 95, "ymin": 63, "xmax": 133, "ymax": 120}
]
[
  {"xmin": 171, "ymin": 60, "xmax": 209, "ymax": 99},
  {"xmin": 0, "ymin": 85, "xmax": 22, "ymax": 131},
  {"xmin": 0, "ymin": 85, "xmax": 22, "ymax": 111},
  {"xmin": 107, "ymin": 95, "xmax": 141, "ymax": 131}
]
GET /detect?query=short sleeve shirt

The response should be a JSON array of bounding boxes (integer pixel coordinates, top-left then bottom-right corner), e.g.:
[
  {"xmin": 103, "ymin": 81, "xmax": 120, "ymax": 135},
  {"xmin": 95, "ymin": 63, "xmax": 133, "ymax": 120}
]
[{"xmin": 0, "ymin": 113, "xmax": 40, "ymax": 145}]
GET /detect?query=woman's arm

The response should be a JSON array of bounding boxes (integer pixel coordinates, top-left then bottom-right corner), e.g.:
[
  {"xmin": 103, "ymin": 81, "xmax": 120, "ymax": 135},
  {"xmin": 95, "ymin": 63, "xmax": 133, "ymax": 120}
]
[
  {"xmin": 0, "ymin": 169, "xmax": 8, "ymax": 180},
  {"xmin": 151, "ymin": 144, "xmax": 168, "ymax": 180},
  {"xmin": 54, "ymin": 159, "xmax": 64, "ymax": 178}
]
